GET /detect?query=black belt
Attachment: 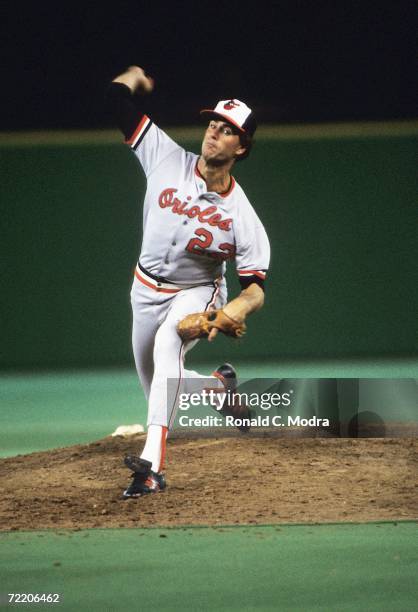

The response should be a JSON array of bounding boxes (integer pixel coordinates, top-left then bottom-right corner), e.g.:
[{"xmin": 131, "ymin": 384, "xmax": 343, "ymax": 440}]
[
  {"xmin": 137, "ymin": 262, "xmax": 219, "ymax": 289},
  {"xmin": 137, "ymin": 262, "xmax": 178, "ymax": 286}
]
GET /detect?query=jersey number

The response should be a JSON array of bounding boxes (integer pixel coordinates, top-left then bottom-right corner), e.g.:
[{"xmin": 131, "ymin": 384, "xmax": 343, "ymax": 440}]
[{"xmin": 186, "ymin": 228, "xmax": 235, "ymax": 261}]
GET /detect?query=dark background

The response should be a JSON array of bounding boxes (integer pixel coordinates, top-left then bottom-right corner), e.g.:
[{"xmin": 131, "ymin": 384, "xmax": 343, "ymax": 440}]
[
  {"xmin": 2, "ymin": 1, "xmax": 417, "ymax": 131},
  {"xmin": 1, "ymin": 1, "xmax": 417, "ymax": 369}
]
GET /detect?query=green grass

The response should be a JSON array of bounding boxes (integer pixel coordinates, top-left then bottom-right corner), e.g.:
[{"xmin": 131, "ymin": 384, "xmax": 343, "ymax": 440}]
[
  {"xmin": 1, "ymin": 359, "xmax": 417, "ymax": 457},
  {"xmin": 0, "ymin": 522, "xmax": 417, "ymax": 611}
]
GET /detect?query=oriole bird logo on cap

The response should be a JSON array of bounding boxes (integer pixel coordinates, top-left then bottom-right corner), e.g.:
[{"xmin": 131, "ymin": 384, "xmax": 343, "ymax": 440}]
[{"xmin": 223, "ymin": 100, "xmax": 240, "ymax": 110}]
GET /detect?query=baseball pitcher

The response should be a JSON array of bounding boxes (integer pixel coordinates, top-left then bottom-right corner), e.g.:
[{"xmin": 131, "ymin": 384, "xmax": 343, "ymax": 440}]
[{"xmin": 106, "ymin": 66, "xmax": 270, "ymax": 498}]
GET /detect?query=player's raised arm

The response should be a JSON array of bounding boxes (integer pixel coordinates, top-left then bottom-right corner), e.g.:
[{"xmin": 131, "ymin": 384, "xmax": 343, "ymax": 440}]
[
  {"xmin": 106, "ymin": 65, "xmax": 181, "ymax": 177},
  {"xmin": 105, "ymin": 65, "xmax": 154, "ymax": 140}
]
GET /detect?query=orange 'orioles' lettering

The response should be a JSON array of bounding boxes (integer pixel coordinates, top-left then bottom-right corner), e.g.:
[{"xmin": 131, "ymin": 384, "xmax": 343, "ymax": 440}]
[{"xmin": 159, "ymin": 188, "xmax": 232, "ymax": 231}]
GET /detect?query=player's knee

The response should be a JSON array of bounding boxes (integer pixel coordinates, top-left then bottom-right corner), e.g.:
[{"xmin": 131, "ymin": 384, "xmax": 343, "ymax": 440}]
[{"xmin": 153, "ymin": 334, "xmax": 182, "ymax": 364}]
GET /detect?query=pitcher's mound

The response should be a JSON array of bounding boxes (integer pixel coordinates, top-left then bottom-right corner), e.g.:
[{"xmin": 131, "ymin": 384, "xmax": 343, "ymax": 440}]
[{"xmin": 0, "ymin": 435, "xmax": 417, "ymax": 530}]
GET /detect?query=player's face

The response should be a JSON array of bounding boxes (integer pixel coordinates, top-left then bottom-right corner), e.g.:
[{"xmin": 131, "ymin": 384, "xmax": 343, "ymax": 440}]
[{"xmin": 201, "ymin": 120, "xmax": 246, "ymax": 164}]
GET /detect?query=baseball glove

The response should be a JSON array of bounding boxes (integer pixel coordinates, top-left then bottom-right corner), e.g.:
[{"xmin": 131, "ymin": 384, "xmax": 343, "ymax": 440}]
[{"xmin": 176, "ymin": 309, "xmax": 246, "ymax": 341}]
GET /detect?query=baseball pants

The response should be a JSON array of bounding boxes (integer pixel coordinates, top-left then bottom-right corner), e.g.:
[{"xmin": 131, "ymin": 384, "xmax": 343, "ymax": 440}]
[{"xmin": 131, "ymin": 266, "xmax": 227, "ymax": 429}]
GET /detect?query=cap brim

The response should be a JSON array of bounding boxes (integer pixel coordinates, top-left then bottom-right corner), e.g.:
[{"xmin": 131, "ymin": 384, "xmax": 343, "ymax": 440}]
[{"xmin": 200, "ymin": 109, "xmax": 246, "ymax": 133}]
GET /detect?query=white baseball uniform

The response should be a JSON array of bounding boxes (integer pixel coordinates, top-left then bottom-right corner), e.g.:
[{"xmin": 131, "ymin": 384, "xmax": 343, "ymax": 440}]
[{"xmin": 110, "ymin": 85, "xmax": 270, "ymax": 473}]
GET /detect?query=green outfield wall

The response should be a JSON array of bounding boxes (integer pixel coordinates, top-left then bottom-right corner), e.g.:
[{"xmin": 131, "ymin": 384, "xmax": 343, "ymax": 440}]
[{"xmin": 1, "ymin": 123, "xmax": 417, "ymax": 369}]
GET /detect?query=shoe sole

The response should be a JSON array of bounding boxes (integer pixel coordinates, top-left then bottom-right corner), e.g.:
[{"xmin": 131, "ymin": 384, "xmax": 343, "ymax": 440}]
[{"xmin": 122, "ymin": 487, "xmax": 165, "ymax": 500}]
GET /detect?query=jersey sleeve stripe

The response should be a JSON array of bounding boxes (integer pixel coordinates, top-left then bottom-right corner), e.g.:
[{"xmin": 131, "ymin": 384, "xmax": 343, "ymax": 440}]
[
  {"xmin": 237, "ymin": 270, "xmax": 267, "ymax": 280},
  {"xmin": 126, "ymin": 115, "xmax": 152, "ymax": 149}
]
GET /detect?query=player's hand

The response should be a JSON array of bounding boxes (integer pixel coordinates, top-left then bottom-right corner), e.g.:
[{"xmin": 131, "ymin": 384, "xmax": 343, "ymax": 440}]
[
  {"xmin": 113, "ymin": 66, "xmax": 154, "ymax": 95},
  {"xmin": 207, "ymin": 304, "xmax": 246, "ymax": 340},
  {"xmin": 133, "ymin": 66, "xmax": 154, "ymax": 94}
]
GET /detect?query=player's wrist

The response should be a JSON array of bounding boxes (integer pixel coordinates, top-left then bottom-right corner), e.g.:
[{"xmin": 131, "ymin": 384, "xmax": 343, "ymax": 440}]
[{"xmin": 222, "ymin": 303, "xmax": 247, "ymax": 323}]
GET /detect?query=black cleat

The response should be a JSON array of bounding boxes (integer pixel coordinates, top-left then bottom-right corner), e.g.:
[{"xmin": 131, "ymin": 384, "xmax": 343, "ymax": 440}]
[
  {"xmin": 124, "ymin": 456, "xmax": 152, "ymax": 473},
  {"xmin": 212, "ymin": 363, "xmax": 252, "ymax": 432},
  {"xmin": 212, "ymin": 363, "xmax": 237, "ymax": 390},
  {"xmin": 122, "ymin": 457, "xmax": 166, "ymax": 499}
]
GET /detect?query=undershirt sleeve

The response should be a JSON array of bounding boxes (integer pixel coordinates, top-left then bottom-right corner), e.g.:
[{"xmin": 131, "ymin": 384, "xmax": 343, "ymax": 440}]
[
  {"xmin": 238, "ymin": 274, "xmax": 266, "ymax": 291},
  {"xmin": 105, "ymin": 82, "xmax": 145, "ymax": 140}
]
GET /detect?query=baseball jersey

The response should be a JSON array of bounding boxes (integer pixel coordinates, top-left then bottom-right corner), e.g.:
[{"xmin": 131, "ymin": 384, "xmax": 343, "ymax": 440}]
[
  {"xmin": 106, "ymin": 82, "xmax": 270, "ymax": 288},
  {"xmin": 126, "ymin": 118, "xmax": 270, "ymax": 287}
]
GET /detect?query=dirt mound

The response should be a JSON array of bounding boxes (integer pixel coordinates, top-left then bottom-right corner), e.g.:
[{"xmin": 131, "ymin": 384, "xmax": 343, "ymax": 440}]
[{"xmin": 1, "ymin": 434, "xmax": 417, "ymax": 530}]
